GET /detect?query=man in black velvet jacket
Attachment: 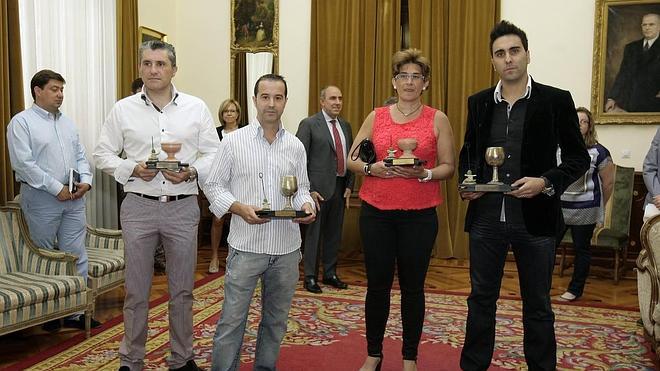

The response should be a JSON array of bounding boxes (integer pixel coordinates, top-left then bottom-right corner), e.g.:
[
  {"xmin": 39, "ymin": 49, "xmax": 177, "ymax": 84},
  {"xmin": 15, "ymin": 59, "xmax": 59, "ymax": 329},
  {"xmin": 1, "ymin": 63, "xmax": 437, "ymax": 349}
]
[{"xmin": 458, "ymin": 21, "xmax": 590, "ymax": 371}]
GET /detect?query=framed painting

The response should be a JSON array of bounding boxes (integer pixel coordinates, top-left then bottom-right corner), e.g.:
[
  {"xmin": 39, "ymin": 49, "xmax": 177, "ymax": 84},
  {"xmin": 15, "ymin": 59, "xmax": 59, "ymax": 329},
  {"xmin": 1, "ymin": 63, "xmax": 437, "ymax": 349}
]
[
  {"xmin": 138, "ymin": 26, "xmax": 167, "ymax": 44},
  {"xmin": 591, "ymin": 0, "xmax": 660, "ymax": 124},
  {"xmin": 231, "ymin": 0, "xmax": 279, "ymax": 55}
]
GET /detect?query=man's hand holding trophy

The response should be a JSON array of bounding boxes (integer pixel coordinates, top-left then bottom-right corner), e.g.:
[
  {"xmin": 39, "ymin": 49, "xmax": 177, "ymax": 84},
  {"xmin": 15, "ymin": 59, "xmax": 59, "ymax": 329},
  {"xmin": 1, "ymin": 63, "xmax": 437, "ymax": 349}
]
[
  {"xmin": 459, "ymin": 146, "xmax": 519, "ymax": 193},
  {"xmin": 255, "ymin": 175, "xmax": 316, "ymax": 223}
]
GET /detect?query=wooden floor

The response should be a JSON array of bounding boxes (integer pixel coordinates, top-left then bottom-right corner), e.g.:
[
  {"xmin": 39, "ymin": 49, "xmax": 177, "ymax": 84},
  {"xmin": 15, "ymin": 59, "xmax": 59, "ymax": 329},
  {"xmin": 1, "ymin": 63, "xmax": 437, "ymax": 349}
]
[{"xmin": 0, "ymin": 244, "xmax": 640, "ymax": 369}]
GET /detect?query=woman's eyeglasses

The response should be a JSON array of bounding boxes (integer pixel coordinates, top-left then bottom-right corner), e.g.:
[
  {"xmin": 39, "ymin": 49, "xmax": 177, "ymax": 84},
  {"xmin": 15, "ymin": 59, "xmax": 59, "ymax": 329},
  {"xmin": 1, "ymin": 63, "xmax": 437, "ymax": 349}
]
[{"xmin": 394, "ymin": 73, "xmax": 425, "ymax": 81}]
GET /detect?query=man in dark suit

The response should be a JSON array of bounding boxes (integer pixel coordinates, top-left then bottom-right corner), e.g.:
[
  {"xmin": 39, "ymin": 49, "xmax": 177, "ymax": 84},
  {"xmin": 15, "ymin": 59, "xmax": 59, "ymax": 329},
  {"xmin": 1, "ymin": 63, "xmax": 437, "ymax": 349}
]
[
  {"xmin": 296, "ymin": 85, "xmax": 354, "ymax": 293},
  {"xmin": 606, "ymin": 13, "xmax": 660, "ymax": 112},
  {"xmin": 458, "ymin": 21, "xmax": 590, "ymax": 370}
]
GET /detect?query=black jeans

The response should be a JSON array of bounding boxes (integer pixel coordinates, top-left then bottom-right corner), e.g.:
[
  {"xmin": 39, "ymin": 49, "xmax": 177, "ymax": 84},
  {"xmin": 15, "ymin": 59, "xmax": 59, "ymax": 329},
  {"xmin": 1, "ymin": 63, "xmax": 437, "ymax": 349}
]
[
  {"xmin": 460, "ymin": 219, "xmax": 557, "ymax": 371},
  {"xmin": 359, "ymin": 202, "xmax": 438, "ymax": 360},
  {"xmin": 563, "ymin": 224, "xmax": 596, "ymax": 297}
]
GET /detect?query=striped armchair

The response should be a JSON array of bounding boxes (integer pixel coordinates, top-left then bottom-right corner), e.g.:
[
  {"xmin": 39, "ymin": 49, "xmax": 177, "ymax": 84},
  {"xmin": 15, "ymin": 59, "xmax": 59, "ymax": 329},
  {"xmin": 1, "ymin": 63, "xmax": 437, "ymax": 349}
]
[
  {"xmin": 85, "ymin": 225, "xmax": 124, "ymax": 317},
  {"xmin": 0, "ymin": 204, "xmax": 92, "ymax": 337}
]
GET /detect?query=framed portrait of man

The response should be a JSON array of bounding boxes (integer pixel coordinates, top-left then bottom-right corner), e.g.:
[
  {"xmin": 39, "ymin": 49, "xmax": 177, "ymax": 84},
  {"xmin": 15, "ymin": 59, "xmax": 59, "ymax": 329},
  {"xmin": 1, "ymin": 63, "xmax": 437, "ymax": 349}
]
[
  {"xmin": 591, "ymin": 0, "xmax": 660, "ymax": 125},
  {"xmin": 231, "ymin": 0, "xmax": 279, "ymax": 54}
]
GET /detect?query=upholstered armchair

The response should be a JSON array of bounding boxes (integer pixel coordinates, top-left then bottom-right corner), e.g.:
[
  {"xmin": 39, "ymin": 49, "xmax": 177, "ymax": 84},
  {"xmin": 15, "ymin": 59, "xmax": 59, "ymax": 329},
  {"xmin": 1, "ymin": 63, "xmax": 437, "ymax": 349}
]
[
  {"xmin": 85, "ymin": 225, "xmax": 124, "ymax": 317},
  {"xmin": 637, "ymin": 213, "xmax": 660, "ymax": 357},
  {"xmin": 0, "ymin": 204, "xmax": 92, "ymax": 337},
  {"xmin": 559, "ymin": 165, "xmax": 635, "ymax": 284}
]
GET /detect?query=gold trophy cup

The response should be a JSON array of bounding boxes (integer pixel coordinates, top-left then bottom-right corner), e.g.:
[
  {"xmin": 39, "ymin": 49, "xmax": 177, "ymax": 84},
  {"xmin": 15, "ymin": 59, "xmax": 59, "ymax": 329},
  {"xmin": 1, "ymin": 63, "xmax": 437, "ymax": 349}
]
[
  {"xmin": 458, "ymin": 146, "xmax": 517, "ymax": 192},
  {"xmin": 384, "ymin": 138, "xmax": 426, "ymax": 167},
  {"xmin": 256, "ymin": 175, "xmax": 310, "ymax": 218},
  {"xmin": 145, "ymin": 139, "xmax": 188, "ymax": 171},
  {"xmin": 485, "ymin": 146, "xmax": 504, "ymax": 184}
]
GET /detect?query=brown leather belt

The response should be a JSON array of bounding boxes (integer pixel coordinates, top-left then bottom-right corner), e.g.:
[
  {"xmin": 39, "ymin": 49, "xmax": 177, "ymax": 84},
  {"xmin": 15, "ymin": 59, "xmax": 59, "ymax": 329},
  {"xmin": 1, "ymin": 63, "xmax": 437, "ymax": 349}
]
[{"xmin": 131, "ymin": 193, "xmax": 193, "ymax": 203}]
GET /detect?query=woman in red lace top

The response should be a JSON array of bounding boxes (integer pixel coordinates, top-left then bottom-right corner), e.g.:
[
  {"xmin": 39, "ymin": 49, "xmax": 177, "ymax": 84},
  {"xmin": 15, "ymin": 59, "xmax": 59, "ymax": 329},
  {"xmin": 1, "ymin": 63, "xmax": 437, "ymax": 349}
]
[{"xmin": 348, "ymin": 49, "xmax": 455, "ymax": 371}]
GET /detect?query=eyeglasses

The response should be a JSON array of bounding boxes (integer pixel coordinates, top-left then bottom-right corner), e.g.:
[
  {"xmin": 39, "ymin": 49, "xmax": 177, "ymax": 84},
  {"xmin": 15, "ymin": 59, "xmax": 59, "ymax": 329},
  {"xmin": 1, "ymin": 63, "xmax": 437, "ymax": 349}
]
[{"xmin": 394, "ymin": 73, "xmax": 425, "ymax": 81}]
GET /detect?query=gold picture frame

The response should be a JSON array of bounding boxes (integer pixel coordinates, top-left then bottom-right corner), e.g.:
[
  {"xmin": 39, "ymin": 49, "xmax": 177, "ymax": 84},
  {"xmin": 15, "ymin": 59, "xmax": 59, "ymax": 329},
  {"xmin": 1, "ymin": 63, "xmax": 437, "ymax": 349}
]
[
  {"xmin": 231, "ymin": 0, "xmax": 279, "ymax": 55},
  {"xmin": 138, "ymin": 26, "xmax": 168, "ymax": 45},
  {"xmin": 591, "ymin": 0, "xmax": 660, "ymax": 125}
]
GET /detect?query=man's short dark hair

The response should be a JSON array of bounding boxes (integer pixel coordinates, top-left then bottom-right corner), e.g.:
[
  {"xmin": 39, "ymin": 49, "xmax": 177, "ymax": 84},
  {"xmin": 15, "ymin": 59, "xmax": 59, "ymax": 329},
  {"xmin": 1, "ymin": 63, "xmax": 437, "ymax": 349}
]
[
  {"xmin": 131, "ymin": 78, "xmax": 143, "ymax": 94},
  {"xmin": 489, "ymin": 20, "xmax": 528, "ymax": 54},
  {"xmin": 30, "ymin": 69, "xmax": 65, "ymax": 101},
  {"xmin": 139, "ymin": 40, "xmax": 177, "ymax": 67},
  {"xmin": 253, "ymin": 73, "xmax": 288, "ymax": 98}
]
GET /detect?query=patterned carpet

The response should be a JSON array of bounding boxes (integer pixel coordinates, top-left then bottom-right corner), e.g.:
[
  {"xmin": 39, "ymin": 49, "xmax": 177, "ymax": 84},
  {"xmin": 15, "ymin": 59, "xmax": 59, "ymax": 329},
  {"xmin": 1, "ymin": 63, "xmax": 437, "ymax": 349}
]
[{"xmin": 10, "ymin": 275, "xmax": 656, "ymax": 370}]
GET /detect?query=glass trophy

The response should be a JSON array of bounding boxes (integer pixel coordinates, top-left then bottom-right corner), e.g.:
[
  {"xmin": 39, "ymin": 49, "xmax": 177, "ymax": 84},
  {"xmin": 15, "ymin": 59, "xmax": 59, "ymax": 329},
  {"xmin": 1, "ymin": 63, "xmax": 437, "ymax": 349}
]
[
  {"xmin": 256, "ymin": 175, "xmax": 310, "ymax": 218},
  {"xmin": 145, "ymin": 139, "xmax": 189, "ymax": 171},
  {"xmin": 384, "ymin": 138, "xmax": 427, "ymax": 167},
  {"xmin": 458, "ymin": 146, "xmax": 518, "ymax": 192}
]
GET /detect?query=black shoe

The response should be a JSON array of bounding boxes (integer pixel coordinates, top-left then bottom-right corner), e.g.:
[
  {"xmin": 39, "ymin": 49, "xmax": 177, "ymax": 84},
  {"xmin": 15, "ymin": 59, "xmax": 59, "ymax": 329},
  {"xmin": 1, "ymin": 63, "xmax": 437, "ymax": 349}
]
[
  {"xmin": 169, "ymin": 360, "xmax": 202, "ymax": 371},
  {"xmin": 304, "ymin": 277, "xmax": 323, "ymax": 294},
  {"xmin": 63, "ymin": 316, "xmax": 102, "ymax": 329},
  {"xmin": 42, "ymin": 319, "xmax": 62, "ymax": 332},
  {"xmin": 322, "ymin": 275, "xmax": 348, "ymax": 289},
  {"xmin": 118, "ymin": 367, "xmax": 130, "ymax": 371}
]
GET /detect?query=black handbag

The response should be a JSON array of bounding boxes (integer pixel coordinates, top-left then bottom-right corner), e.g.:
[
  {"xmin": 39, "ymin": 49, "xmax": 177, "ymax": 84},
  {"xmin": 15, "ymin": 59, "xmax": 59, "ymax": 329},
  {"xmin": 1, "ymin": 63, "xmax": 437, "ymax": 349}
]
[{"xmin": 350, "ymin": 138, "xmax": 376, "ymax": 164}]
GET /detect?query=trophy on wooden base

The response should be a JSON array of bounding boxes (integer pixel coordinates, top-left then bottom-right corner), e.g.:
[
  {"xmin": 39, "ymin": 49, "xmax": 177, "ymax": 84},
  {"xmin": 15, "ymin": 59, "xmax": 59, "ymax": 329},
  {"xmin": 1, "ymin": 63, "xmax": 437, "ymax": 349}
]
[
  {"xmin": 145, "ymin": 139, "xmax": 188, "ymax": 171},
  {"xmin": 256, "ymin": 175, "xmax": 310, "ymax": 219},
  {"xmin": 384, "ymin": 138, "xmax": 427, "ymax": 167},
  {"xmin": 458, "ymin": 146, "xmax": 518, "ymax": 192}
]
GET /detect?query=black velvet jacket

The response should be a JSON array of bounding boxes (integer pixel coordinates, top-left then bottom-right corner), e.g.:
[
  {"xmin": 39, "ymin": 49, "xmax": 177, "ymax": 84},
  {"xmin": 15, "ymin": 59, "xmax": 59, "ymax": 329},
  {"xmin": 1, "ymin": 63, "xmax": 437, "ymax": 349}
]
[{"xmin": 459, "ymin": 79, "xmax": 590, "ymax": 239}]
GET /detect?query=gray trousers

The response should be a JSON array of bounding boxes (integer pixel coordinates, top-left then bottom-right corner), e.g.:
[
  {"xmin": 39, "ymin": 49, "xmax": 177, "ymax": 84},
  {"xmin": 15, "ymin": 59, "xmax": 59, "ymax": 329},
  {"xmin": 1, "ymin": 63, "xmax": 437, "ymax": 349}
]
[{"xmin": 118, "ymin": 193, "xmax": 199, "ymax": 370}]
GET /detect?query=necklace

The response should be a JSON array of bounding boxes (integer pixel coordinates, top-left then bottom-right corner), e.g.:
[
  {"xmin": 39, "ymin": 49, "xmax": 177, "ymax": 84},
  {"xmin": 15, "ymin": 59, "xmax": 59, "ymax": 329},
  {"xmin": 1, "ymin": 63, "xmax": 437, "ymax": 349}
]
[{"xmin": 395, "ymin": 102, "xmax": 422, "ymax": 117}]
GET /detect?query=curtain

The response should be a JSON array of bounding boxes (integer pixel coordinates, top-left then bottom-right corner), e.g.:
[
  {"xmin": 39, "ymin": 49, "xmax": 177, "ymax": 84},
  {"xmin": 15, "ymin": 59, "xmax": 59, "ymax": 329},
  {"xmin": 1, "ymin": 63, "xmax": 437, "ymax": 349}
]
[
  {"xmin": 245, "ymin": 52, "xmax": 273, "ymax": 123},
  {"xmin": 116, "ymin": 0, "xmax": 138, "ymax": 99},
  {"xmin": 232, "ymin": 52, "xmax": 248, "ymax": 126},
  {"xmin": 0, "ymin": 0, "xmax": 23, "ymax": 206},
  {"xmin": 443, "ymin": 0, "xmax": 500, "ymax": 258},
  {"xmin": 19, "ymin": 0, "xmax": 119, "ymax": 228},
  {"xmin": 309, "ymin": 0, "xmax": 398, "ymax": 130}
]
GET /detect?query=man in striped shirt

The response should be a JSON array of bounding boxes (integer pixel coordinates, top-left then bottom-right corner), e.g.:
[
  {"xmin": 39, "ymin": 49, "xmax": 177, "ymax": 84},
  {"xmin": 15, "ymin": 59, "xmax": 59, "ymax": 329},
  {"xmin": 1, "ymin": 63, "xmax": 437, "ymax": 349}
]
[{"xmin": 204, "ymin": 74, "xmax": 315, "ymax": 371}]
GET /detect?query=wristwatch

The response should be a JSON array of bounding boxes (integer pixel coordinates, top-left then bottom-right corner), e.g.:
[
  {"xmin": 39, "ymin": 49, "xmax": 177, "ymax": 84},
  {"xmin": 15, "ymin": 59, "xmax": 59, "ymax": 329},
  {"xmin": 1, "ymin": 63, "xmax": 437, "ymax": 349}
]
[
  {"xmin": 540, "ymin": 176, "xmax": 555, "ymax": 196},
  {"xmin": 187, "ymin": 167, "xmax": 198, "ymax": 182}
]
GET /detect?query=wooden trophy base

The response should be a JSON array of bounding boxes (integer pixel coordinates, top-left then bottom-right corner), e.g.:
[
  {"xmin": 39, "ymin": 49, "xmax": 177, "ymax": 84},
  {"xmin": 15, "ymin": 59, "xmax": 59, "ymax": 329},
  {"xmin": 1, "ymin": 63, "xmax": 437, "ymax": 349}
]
[
  {"xmin": 458, "ymin": 183, "xmax": 519, "ymax": 192},
  {"xmin": 256, "ymin": 210, "xmax": 311, "ymax": 219},
  {"xmin": 384, "ymin": 157, "xmax": 427, "ymax": 167}
]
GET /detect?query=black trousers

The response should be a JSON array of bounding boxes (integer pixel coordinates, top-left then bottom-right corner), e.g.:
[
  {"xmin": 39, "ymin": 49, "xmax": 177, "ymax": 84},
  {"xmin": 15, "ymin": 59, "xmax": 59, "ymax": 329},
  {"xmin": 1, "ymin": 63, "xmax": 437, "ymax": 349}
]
[
  {"xmin": 460, "ymin": 218, "xmax": 557, "ymax": 371},
  {"xmin": 563, "ymin": 223, "xmax": 596, "ymax": 297},
  {"xmin": 360, "ymin": 202, "xmax": 438, "ymax": 360}
]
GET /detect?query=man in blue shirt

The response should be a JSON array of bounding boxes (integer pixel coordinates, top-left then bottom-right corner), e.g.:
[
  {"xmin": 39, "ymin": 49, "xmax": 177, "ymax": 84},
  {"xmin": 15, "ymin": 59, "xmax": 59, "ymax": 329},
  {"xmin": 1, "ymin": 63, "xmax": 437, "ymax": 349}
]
[{"xmin": 7, "ymin": 69, "xmax": 98, "ymax": 330}]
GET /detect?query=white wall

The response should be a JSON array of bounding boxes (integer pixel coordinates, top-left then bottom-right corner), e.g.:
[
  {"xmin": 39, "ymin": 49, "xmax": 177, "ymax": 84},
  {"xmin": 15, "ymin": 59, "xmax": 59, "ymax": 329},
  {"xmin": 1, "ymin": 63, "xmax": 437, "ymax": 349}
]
[
  {"xmin": 137, "ymin": 0, "xmax": 310, "ymax": 131},
  {"xmin": 501, "ymin": 0, "xmax": 658, "ymax": 170}
]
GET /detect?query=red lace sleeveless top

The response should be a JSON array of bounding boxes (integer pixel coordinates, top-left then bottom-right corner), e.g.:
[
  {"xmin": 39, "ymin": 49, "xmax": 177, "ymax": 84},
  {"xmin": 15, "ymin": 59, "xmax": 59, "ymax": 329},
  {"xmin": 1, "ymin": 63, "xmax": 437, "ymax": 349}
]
[{"xmin": 359, "ymin": 105, "xmax": 443, "ymax": 210}]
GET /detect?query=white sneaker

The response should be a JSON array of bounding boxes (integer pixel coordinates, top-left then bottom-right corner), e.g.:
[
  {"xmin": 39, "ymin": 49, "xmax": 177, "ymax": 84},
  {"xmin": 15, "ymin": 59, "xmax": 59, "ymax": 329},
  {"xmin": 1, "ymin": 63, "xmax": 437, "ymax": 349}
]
[{"xmin": 558, "ymin": 291, "xmax": 577, "ymax": 302}]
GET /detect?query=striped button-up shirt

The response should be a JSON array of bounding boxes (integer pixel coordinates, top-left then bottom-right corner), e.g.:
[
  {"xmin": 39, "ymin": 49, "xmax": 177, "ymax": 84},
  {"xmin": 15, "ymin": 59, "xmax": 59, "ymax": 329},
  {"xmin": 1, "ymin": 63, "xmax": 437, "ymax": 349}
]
[
  {"xmin": 204, "ymin": 122, "xmax": 314, "ymax": 255},
  {"xmin": 7, "ymin": 104, "xmax": 92, "ymax": 196}
]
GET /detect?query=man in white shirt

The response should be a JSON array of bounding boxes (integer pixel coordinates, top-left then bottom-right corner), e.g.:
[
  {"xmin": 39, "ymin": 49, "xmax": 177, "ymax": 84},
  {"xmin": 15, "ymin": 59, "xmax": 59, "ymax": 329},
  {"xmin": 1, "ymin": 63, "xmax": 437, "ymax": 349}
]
[
  {"xmin": 94, "ymin": 40, "xmax": 219, "ymax": 371},
  {"xmin": 204, "ymin": 74, "xmax": 315, "ymax": 371}
]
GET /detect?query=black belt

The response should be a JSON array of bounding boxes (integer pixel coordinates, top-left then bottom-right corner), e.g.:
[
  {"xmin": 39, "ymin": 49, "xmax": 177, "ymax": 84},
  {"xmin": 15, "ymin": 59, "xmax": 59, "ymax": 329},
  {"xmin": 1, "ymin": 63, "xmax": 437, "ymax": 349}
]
[{"xmin": 131, "ymin": 193, "xmax": 193, "ymax": 202}]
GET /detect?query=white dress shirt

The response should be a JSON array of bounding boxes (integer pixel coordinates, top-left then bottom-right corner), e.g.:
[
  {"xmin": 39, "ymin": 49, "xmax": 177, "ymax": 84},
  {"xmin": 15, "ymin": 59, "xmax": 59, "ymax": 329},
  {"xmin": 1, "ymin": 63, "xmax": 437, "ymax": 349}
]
[
  {"xmin": 203, "ymin": 122, "xmax": 314, "ymax": 255},
  {"xmin": 93, "ymin": 85, "xmax": 220, "ymax": 196},
  {"xmin": 8, "ymin": 104, "xmax": 92, "ymax": 196}
]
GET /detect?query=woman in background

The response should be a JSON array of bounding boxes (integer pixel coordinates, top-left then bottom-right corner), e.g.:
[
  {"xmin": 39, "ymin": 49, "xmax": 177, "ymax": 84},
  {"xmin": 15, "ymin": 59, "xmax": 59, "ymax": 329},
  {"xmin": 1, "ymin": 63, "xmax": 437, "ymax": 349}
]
[
  {"xmin": 347, "ymin": 49, "xmax": 455, "ymax": 371},
  {"xmin": 208, "ymin": 99, "xmax": 244, "ymax": 273},
  {"xmin": 558, "ymin": 107, "xmax": 614, "ymax": 301}
]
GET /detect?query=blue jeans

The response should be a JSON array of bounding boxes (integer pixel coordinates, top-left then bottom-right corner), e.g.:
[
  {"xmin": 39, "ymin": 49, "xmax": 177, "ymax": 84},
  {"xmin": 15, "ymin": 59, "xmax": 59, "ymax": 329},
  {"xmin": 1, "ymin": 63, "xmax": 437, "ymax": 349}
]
[
  {"xmin": 20, "ymin": 183, "xmax": 87, "ymax": 279},
  {"xmin": 211, "ymin": 247, "xmax": 301, "ymax": 371}
]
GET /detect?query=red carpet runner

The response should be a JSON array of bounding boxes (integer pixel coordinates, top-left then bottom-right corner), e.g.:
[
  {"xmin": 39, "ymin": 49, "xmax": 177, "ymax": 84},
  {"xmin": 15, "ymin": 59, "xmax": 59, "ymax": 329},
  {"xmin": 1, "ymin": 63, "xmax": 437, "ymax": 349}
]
[{"xmin": 8, "ymin": 275, "xmax": 656, "ymax": 370}]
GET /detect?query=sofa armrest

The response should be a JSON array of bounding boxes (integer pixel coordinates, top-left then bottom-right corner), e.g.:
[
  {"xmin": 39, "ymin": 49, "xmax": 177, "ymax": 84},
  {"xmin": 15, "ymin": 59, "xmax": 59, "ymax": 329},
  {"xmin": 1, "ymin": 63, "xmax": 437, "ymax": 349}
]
[
  {"xmin": 86, "ymin": 225, "xmax": 123, "ymax": 251},
  {"xmin": 21, "ymin": 238, "xmax": 79, "ymax": 276}
]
